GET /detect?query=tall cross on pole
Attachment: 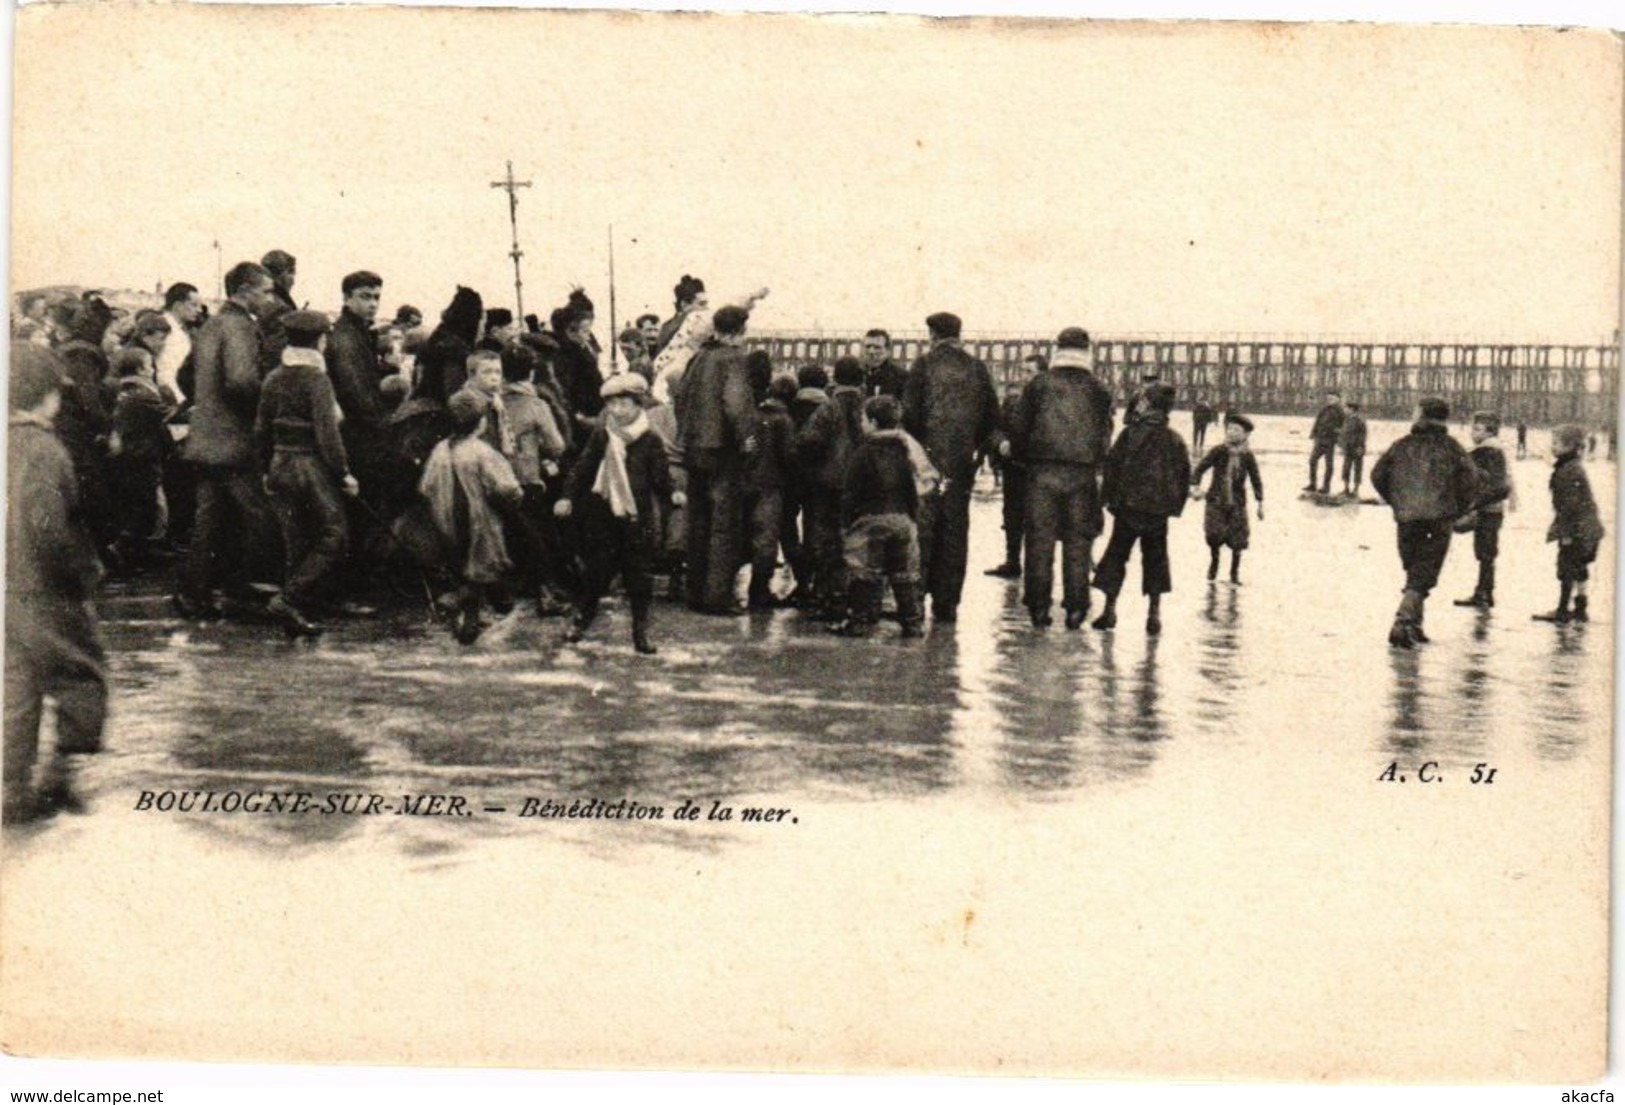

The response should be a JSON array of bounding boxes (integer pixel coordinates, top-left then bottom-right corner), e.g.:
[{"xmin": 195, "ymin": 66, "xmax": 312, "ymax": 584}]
[{"xmin": 490, "ymin": 160, "xmax": 532, "ymax": 322}]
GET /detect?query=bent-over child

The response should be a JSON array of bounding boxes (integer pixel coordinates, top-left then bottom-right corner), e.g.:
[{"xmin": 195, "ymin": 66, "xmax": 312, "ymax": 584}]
[
  {"xmin": 420, "ymin": 390, "xmax": 524, "ymax": 644},
  {"xmin": 832, "ymin": 395, "xmax": 924, "ymax": 638}
]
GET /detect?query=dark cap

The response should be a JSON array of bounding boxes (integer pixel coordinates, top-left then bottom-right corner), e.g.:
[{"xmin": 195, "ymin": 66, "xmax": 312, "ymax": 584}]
[
  {"xmin": 486, "ymin": 308, "xmax": 514, "ymax": 330},
  {"xmin": 1228, "ymin": 414, "xmax": 1254, "ymax": 433},
  {"xmin": 926, "ymin": 312, "xmax": 962, "ymax": 339},
  {"xmin": 1146, "ymin": 383, "xmax": 1177, "ymax": 413},
  {"xmin": 1553, "ymin": 424, "xmax": 1587, "ymax": 453},
  {"xmin": 1055, "ymin": 327, "xmax": 1091, "ymax": 350},
  {"xmin": 282, "ymin": 309, "xmax": 332, "ymax": 337},
  {"xmin": 519, "ymin": 332, "xmax": 561, "ymax": 360},
  {"xmin": 9, "ymin": 345, "xmax": 68, "ymax": 411},
  {"xmin": 1419, "ymin": 397, "xmax": 1450, "ymax": 421},
  {"xmin": 261, "ymin": 249, "xmax": 296, "ymax": 274},
  {"xmin": 712, "ymin": 305, "xmax": 750, "ymax": 336},
  {"xmin": 1470, "ymin": 410, "xmax": 1500, "ymax": 432},
  {"xmin": 393, "ymin": 305, "xmax": 423, "ymax": 327}
]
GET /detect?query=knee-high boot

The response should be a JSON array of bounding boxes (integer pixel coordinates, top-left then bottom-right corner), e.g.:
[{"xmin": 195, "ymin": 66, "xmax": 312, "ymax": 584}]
[
  {"xmin": 832, "ymin": 578, "xmax": 884, "ymax": 637},
  {"xmin": 631, "ymin": 592, "xmax": 656, "ymax": 654},
  {"xmin": 1389, "ymin": 590, "xmax": 1423, "ymax": 648},
  {"xmin": 893, "ymin": 579, "xmax": 925, "ymax": 638}
]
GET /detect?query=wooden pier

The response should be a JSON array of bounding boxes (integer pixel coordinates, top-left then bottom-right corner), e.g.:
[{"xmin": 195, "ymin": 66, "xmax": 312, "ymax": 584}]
[{"xmin": 751, "ymin": 332, "xmax": 1620, "ymax": 426}]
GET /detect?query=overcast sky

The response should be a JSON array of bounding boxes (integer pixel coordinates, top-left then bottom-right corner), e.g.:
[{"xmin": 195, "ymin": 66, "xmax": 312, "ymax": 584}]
[{"xmin": 10, "ymin": 5, "xmax": 1621, "ymax": 343}]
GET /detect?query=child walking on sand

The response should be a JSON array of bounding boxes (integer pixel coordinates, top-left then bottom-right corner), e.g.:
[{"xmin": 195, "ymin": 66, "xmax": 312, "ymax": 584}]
[
  {"xmin": 1190, "ymin": 414, "xmax": 1263, "ymax": 585},
  {"xmin": 555, "ymin": 374, "xmax": 685, "ymax": 654}
]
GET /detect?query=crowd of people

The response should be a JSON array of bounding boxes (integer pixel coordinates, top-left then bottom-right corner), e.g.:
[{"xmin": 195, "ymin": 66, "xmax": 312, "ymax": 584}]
[{"xmin": 2, "ymin": 251, "xmax": 1612, "ymax": 821}]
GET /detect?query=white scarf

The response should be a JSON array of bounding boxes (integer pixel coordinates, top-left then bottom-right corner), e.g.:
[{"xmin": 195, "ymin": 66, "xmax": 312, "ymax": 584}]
[
  {"xmin": 282, "ymin": 346, "xmax": 344, "ymax": 424},
  {"xmin": 1050, "ymin": 347, "xmax": 1094, "ymax": 371},
  {"xmin": 280, "ymin": 347, "xmax": 326, "ymax": 372},
  {"xmin": 593, "ymin": 412, "xmax": 650, "ymax": 518}
]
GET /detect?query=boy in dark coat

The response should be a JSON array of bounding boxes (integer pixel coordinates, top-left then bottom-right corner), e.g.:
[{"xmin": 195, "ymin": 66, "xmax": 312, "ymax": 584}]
[
  {"xmin": 1191, "ymin": 414, "xmax": 1264, "ymax": 584},
  {"xmin": 555, "ymin": 374, "xmax": 683, "ymax": 654},
  {"xmin": 108, "ymin": 347, "xmax": 176, "ymax": 569},
  {"xmin": 833, "ymin": 396, "xmax": 924, "ymax": 638},
  {"xmin": 5, "ymin": 346, "xmax": 107, "ymax": 822},
  {"xmin": 1533, "ymin": 424, "xmax": 1606, "ymax": 624},
  {"xmin": 1369, "ymin": 397, "xmax": 1480, "ymax": 648},
  {"xmin": 497, "ymin": 342, "xmax": 571, "ymax": 615},
  {"xmin": 796, "ymin": 357, "xmax": 867, "ymax": 620},
  {"xmin": 1452, "ymin": 411, "xmax": 1514, "ymax": 609},
  {"xmin": 254, "ymin": 310, "xmax": 358, "ymax": 636},
  {"xmin": 1092, "ymin": 384, "xmax": 1190, "ymax": 634},
  {"xmin": 781, "ymin": 363, "xmax": 830, "ymax": 606},
  {"xmin": 745, "ymin": 373, "xmax": 798, "ymax": 609}
]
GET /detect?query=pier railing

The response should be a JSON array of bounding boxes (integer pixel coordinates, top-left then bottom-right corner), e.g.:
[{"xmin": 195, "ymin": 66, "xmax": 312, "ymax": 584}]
[{"xmin": 750, "ymin": 331, "xmax": 1621, "ymax": 425}]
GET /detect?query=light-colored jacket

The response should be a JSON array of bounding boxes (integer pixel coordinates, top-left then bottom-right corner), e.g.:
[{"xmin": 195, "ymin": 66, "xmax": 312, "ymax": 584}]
[{"xmin": 419, "ymin": 435, "xmax": 523, "ymax": 584}]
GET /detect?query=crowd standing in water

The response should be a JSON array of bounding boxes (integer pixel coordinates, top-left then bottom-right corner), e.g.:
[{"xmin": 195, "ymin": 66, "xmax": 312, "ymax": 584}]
[{"xmin": 3, "ymin": 254, "xmax": 1612, "ymax": 821}]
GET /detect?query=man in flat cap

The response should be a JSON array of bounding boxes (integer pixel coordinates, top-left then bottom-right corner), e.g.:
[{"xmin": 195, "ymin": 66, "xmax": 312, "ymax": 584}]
[
  {"xmin": 177, "ymin": 260, "xmax": 281, "ymax": 620},
  {"xmin": 257, "ymin": 249, "xmax": 301, "ymax": 374},
  {"xmin": 255, "ymin": 309, "xmax": 358, "ymax": 636},
  {"xmin": 901, "ymin": 311, "xmax": 999, "ymax": 623},
  {"xmin": 1004, "ymin": 327, "xmax": 1114, "ymax": 629},
  {"xmin": 326, "ymin": 270, "xmax": 393, "ymax": 509}
]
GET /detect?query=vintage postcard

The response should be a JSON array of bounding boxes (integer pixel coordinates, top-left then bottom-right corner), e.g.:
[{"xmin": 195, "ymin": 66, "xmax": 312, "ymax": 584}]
[{"xmin": 1, "ymin": 1, "xmax": 1618, "ymax": 1090}]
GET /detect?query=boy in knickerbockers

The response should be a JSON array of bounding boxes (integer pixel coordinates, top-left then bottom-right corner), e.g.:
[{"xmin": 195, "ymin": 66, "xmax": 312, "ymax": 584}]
[{"xmin": 1533, "ymin": 424, "xmax": 1605, "ymax": 624}]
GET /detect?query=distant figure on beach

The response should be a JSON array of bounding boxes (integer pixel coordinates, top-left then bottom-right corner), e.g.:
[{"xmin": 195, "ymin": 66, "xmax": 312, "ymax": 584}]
[
  {"xmin": 1191, "ymin": 395, "xmax": 1214, "ymax": 455},
  {"xmin": 1338, "ymin": 402, "xmax": 1367, "ymax": 497},
  {"xmin": 1304, "ymin": 391, "xmax": 1344, "ymax": 495}
]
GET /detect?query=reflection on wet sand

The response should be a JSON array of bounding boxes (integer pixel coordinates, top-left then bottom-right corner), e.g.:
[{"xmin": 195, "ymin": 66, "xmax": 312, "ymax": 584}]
[
  {"xmin": 1535, "ymin": 626, "xmax": 1595, "ymax": 762},
  {"xmin": 23, "ymin": 418, "xmax": 1610, "ymax": 860}
]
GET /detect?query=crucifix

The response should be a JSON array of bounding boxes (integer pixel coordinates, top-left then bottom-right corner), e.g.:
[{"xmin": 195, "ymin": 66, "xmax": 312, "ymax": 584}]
[{"xmin": 490, "ymin": 160, "xmax": 532, "ymax": 321}]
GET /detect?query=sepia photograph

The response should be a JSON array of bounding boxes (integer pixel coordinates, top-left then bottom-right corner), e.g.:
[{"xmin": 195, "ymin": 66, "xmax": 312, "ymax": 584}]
[{"xmin": 1, "ymin": 0, "xmax": 1619, "ymax": 1097}]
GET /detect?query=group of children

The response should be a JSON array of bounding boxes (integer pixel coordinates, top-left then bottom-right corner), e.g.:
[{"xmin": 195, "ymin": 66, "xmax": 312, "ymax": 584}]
[
  {"xmin": 1371, "ymin": 403, "xmax": 1604, "ymax": 647},
  {"xmin": 986, "ymin": 351, "xmax": 1607, "ymax": 645},
  {"xmin": 396, "ymin": 346, "xmax": 940, "ymax": 651}
]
